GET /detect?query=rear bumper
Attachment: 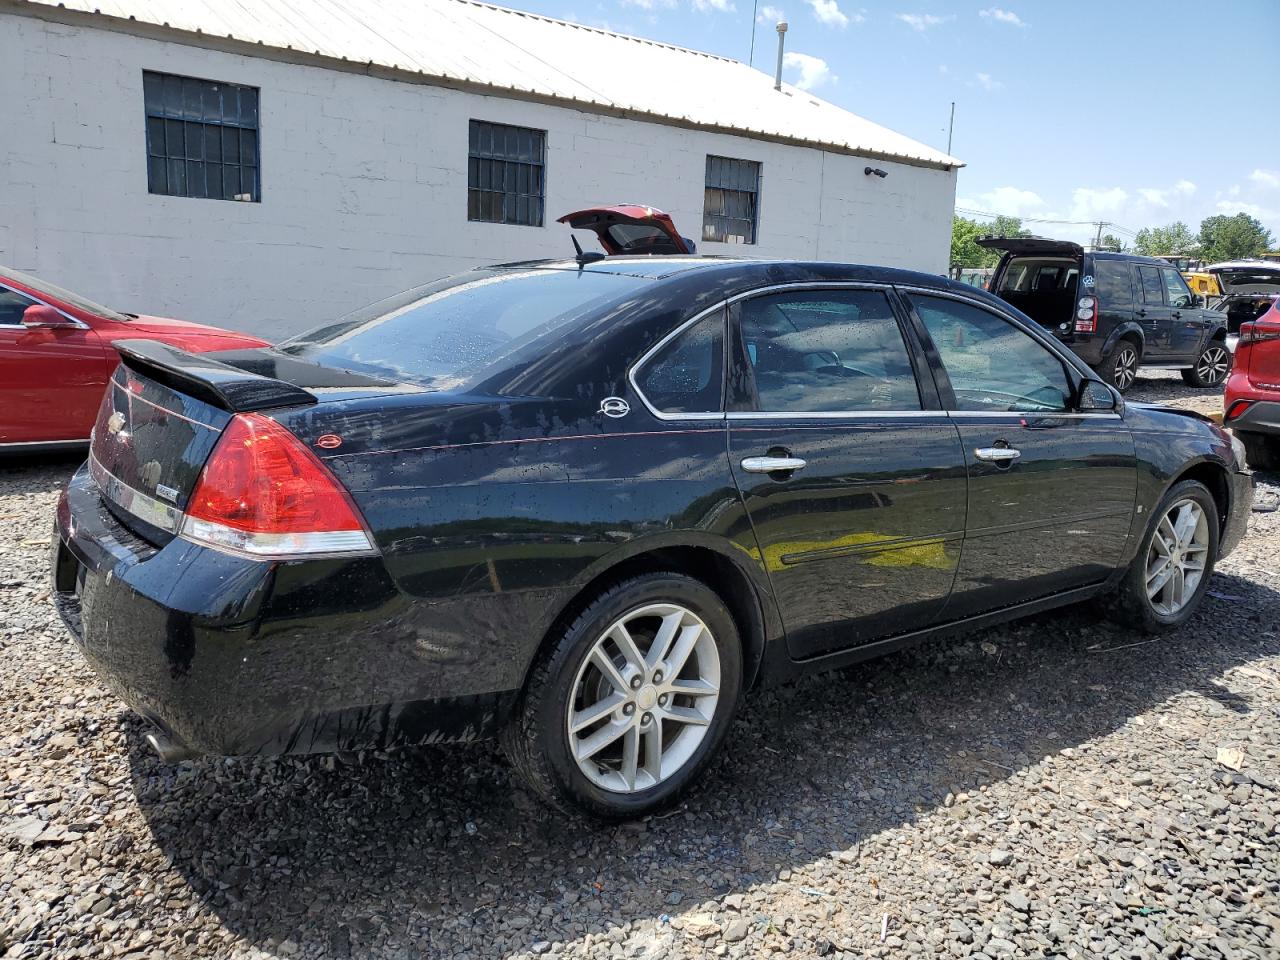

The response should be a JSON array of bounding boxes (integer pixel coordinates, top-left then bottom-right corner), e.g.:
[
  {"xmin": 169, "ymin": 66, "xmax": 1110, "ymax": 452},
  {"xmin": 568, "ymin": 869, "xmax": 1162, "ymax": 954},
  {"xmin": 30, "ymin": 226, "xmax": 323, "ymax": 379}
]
[
  {"xmin": 52, "ymin": 464, "xmax": 517, "ymax": 757},
  {"xmin": 1225, "ymin": 397, "xmax": 1280, "ymax": 437}
]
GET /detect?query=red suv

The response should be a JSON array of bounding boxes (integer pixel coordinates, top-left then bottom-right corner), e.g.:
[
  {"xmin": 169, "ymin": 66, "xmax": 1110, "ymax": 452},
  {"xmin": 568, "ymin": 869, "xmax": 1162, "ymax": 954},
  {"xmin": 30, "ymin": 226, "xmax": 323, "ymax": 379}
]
[{"xmin": 1224, "ymin": 297, "xmax": 1280, "ymax": 470}]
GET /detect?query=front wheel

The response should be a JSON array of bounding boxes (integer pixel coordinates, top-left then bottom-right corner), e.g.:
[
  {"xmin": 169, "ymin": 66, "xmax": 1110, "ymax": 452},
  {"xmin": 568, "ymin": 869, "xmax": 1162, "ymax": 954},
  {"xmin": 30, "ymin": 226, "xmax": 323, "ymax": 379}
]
[
  {"xmin": 1107, "ymin": 479, "xmax": 1219, "ymax": 634},
  {"xmin": 502, "ymin": 573, "xmax": 743, "ymax": 819},
  {"xmin": 1181, "ymin": 341, "xmax": 1232, "ymax": 387},
  {"xmin": 1099, "ymin": 341, "xmax": 1140, "ymax": 393}
]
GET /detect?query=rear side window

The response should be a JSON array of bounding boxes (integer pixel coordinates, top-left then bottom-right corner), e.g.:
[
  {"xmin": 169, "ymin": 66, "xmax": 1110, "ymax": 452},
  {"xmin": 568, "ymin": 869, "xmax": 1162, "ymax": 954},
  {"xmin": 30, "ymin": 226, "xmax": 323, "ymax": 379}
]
[
  {"xmin": 913, "ymin": 295, "xmax": 1072, "ymax": 413},
  {"xmin": 736, "ymin": 289, "xmax": 921, "ymax": 412},
  {"xmin": 1093, "ymin": 261, "xmax": 1133, "ymax": 307},
  {"xmin": 1138, "ymin": 267, "xmax": 1165, "ymax": 305},
  {"xmin": 635, "ymin": 311, "xmax": 723, "ymax": 415}
]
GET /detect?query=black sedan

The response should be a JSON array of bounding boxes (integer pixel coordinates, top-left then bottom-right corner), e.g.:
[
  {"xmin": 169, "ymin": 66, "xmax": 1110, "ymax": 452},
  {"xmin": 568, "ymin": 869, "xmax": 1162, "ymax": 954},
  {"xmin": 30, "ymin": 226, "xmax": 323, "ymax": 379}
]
[{"xmin": 53, "ymin": 257, "xmax": 1252, "ymax": 819}]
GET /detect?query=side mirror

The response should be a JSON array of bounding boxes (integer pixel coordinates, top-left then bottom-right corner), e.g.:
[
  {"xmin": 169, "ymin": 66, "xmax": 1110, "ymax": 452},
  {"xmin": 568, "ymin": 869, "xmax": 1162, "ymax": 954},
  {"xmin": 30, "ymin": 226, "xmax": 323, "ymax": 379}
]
[
  {"xmin": 1192, "ymin": 293, "xmax": 1205, "ymax": 308},
  {"xmin": 1077, "ymin": 379, "xmax": 1118, "ymax": 413},
  {"xmin": 22, "ymin": 304, "xmax": 75, "ymax": 329}
]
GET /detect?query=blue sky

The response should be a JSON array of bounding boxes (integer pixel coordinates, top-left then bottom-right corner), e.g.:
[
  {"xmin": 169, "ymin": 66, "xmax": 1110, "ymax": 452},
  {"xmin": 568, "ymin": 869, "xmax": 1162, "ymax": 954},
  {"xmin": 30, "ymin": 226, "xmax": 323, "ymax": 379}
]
[{"xmin": 513, "ymin": 0, "xmax": 1279, "ymax": 247}]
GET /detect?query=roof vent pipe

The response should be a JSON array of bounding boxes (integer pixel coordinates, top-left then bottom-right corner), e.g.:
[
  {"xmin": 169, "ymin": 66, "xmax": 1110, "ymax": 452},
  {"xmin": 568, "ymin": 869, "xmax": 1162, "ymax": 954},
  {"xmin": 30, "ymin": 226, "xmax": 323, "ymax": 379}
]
[{"xmin": 773, "ymin": 21, "xmax": 788, "ymax": 91}]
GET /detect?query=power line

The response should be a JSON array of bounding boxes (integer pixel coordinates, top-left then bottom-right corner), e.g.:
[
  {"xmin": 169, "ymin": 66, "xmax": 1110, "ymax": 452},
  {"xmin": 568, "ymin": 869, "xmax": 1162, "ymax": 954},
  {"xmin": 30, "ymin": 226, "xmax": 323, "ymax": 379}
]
[{"xmin": 955, "ymin": 207, "xmax": 1103, "ymax": 226}]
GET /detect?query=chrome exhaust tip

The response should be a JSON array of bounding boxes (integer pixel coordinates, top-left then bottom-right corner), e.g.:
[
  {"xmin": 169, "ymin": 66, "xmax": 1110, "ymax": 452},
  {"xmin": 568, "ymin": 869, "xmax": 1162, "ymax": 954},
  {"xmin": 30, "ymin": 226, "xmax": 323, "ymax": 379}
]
[{"xmin": 145, "ymin": 731, "xmax": 199, "ymax": 763}]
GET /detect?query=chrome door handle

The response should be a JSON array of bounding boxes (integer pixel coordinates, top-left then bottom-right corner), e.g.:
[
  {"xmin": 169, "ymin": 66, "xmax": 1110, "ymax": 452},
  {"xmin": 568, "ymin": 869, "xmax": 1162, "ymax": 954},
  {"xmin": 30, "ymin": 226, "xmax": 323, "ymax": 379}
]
[
  {"xmin": 741, "ymin": 456, "xmax": 807, "ymax": 474},
  {"xmin": 974, "ymin": 447, "xmax": 1021, "ymax": 464}
]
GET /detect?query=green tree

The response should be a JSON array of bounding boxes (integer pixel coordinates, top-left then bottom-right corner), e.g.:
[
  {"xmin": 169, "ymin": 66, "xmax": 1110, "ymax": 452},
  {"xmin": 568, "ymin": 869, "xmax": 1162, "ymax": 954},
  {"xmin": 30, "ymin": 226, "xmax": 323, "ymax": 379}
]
[
  {"xmin": 1198, "ymin": 212, "xmax": 1274, "ymax": 262},
  {"xmin": 1099, "ymin": 233, "xmax": 1125, "ymax": 252},
  {"xmin": 1133, "ymin": 221, "xmax": 1197, "ymax": 256},
  {"xmin": 951, "ymin": 215, "xmax": 1028, "ymax": 269}
]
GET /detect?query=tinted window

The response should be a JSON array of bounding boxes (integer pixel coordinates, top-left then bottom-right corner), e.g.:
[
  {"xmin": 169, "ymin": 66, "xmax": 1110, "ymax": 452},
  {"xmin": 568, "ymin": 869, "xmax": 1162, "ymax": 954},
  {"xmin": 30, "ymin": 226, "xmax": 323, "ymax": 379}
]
[
  {"xmin": 1093, "ymin": 260, "xmax": 1133, "ymax": 307},
  {"xmin": 636, "ymin": 312, "xmax": 723, "ymax": 414},
  {"xmin": 0, "ymin": 288, "xmax": 37, "ymax": 326},
  {"xmin": 281, "ymin": 269, "xmax": 645, "ymax": 388},
  {"xmin": 738, "ymin": 290, "xmax": 921, "ymax": 412},
  {"xmin": 914, "ymin": 295, "xmax": 1072, "ymax": 412},
  {"xmin": 467, "ymin": 120, "xmax": 546, "ymax": 226},
  {"xmin": 1160, "ymin": 268, "xmax": 1193, "ymax": 309},
  {"xmin": 1138, "ymin": 266, "xmax": 1165, "ymax": 305}
]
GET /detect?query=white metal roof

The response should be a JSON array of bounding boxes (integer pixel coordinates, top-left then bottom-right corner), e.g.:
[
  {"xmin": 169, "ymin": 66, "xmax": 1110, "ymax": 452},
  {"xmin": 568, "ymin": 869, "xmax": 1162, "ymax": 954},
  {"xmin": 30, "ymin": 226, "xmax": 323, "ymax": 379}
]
[{"xmin": 13, "ymin": 0, "xmax": 961, "ymax": 169}]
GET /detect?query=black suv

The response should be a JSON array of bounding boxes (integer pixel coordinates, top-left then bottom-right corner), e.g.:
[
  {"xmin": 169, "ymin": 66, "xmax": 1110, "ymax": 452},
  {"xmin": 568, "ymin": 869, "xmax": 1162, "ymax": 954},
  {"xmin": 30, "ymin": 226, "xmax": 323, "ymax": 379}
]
[{"xmin": 979, "ymin": 238, "xmax": 1231, "ymax": 392}]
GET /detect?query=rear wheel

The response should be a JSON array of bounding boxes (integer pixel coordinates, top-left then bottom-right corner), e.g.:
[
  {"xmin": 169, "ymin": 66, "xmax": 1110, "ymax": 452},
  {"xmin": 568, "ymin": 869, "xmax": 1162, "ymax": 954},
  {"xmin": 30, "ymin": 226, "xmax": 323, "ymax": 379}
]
[
  {"xmin": 1237, "ymin": 431, "xmax": 1280, "ymax": 471},
  {"xmin": 1099, "ymin": 340, "xmax": 1140, "ymax": 393},
  {"xmin": 1181, "ymin": 341, "xmax": 1231, "ymax": 387},
  {"xmin": 501, "ymin": 573, "xmax": 742, "ymax": 819},
  {"xmin": 1107, "ymin": 479, "xmax": 1219, "ymax": 634}
]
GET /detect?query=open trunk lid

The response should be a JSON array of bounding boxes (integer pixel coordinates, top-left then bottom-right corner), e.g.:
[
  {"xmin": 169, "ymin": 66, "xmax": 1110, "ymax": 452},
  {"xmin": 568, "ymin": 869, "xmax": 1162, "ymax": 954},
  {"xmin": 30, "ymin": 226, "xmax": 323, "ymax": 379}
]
[
  {"xmin": 558, "ymin": 204, "xmax": 694, "ymax": 255},
  {"xmin": 976, "ymin": 236, "xmax": 1084, "ymax": 257}
]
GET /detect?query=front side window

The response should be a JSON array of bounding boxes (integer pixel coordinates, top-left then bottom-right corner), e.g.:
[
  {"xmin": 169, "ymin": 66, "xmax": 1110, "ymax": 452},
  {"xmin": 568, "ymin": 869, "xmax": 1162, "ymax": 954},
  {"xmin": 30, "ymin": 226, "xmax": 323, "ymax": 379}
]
[
  {"xmin": 1160, "ymin": 268, "xmax": 1194, "ymax": 309},
  {"xmin": 913, "ymin": 295, "xmax": 1072, "ymax": 413},
  {"xmin": 1093, "ymin": 260, "xmax": 1133, "ymax": 307},
  {"xmin": 737, "ymin": 290, "xmax": 921, "ymax": 412},
  {"xmin": 468, "ymin": 121, "xmax": 545, "ymax": 226},
  {"xmin": 143, "ymin": 71, "xmax": 259, "ymax": 201},
  {"xmin": 703, "ymin": 156, "xmax": 760, "ymax": 244},
  {"xmin": 1138, "ymin": 266, "xmax": 1165, "ymax": 305},
  {"xmin": 0, "ymin": 288, "xmax": 37, "ymax": 326},
  {"xmin": 635, "ymin": 311, "xmax": 724, "ymax": 414}
]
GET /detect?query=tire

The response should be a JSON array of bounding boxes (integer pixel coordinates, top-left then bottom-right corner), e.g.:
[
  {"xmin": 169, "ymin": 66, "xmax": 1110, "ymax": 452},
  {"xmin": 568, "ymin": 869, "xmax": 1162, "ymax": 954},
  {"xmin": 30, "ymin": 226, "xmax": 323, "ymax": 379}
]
[
  {"xmin": 501, "ymin": 572, "xmax": 743, "ymax": 820},
  {"xmin": 1099, "ymin": 340, "xmax": 1140, "ymax": 393},
  {"xmin": 1181, "ymin": 341, "xmax": 1232, "ymax": 388},
  {"xmin": 1237, "ymin": 431, "xmax": 1280, "ymax": 471},
  {"xmin": 1107, "ymin": 479, "xmax": 1219, "ymax": 634}
]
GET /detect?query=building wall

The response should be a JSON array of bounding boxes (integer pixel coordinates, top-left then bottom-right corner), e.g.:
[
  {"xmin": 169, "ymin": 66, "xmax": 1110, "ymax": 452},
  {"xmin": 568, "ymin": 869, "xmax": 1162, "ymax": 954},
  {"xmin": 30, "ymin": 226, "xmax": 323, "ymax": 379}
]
[{"xmin": 0, "ymin": 11, "xmax": 958, "ymax": 339}]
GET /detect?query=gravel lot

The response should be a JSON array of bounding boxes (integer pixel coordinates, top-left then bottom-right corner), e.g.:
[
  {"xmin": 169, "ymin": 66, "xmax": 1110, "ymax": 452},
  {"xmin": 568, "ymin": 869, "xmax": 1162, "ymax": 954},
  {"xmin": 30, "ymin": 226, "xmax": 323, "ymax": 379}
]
[{"xmin": 3, "ymin": 372, "xmax": 1278, "ymax": 960}]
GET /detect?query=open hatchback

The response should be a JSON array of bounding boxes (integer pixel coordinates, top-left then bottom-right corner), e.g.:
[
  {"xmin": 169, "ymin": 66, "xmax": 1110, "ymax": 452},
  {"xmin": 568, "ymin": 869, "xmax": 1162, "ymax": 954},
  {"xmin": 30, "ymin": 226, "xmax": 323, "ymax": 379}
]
[{"xmin": 558, "ymin": 204, "xmax": 694, "ymax": 256}]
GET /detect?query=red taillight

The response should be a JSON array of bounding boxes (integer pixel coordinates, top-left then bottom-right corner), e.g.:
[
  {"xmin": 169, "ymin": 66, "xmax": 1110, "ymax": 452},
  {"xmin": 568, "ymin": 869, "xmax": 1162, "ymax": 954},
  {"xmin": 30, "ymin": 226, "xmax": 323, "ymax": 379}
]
[
  {"xmin": 1224, "ymin": 399, "xmax": 1253, "ymax": 422},
  {"xmin": 1238, "ymin": 321, "xmax": 1280, "ymax": 346},
  {"xmin": 181, "ymin": 413, "xmax": 374, "ymax": 558},
  {"xmin": 1074, "ymin": 296, "xmax": 1097, "ymax": 334}
]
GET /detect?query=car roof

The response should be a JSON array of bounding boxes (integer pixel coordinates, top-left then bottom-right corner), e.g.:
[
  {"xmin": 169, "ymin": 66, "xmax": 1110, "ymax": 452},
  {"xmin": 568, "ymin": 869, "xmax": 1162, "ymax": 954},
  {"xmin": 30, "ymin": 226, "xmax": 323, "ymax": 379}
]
[{"xmin": 1090, "ymin": 251, "xmax": 1175, "ymax": 266}]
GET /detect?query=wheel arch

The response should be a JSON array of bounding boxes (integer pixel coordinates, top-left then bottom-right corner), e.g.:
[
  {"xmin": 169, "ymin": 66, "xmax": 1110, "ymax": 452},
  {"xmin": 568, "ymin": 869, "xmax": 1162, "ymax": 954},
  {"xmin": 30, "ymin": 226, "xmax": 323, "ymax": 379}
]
[
  {"xmin": 1103, "ymin": 323, "xmax": 1145, "ymax": 359},
  {"xmin": 1165, "ymin": 457, "xmax": 1232, "ymax": 539},
  {"xmin": 526, "ymin": 538, "xmax": 777, "ymax": 697}
]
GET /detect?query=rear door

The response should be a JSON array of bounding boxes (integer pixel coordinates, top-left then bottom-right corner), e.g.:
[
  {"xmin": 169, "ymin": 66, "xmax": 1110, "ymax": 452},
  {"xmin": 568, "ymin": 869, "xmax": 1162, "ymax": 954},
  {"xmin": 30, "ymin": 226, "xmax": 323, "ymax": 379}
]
[
  {"xmin": 0, "ymin": 286, "xmax": 111, "ymax": 444},
  {"xmin": 902, "ymin": 289, "xmax": 1137, "ymax": 618},
  {"xmin": 726, "ymin": 285, "xmax": 968, "ymax": 660},
  {"xmin": 1135, "ymin": 265, "xmax": 1174, "ymax": 357}
]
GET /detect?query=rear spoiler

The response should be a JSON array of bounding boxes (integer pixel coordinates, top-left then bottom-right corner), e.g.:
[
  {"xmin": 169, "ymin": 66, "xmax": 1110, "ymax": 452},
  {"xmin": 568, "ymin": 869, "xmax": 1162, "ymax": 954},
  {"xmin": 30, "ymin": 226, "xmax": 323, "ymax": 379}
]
[
  {"xmin": 114, "ymin": 340, "xmax": 317, "ymax": 412},
  {"xmin": 975, "ymin": 236, "xmax": 1084, "ymax": 256}
]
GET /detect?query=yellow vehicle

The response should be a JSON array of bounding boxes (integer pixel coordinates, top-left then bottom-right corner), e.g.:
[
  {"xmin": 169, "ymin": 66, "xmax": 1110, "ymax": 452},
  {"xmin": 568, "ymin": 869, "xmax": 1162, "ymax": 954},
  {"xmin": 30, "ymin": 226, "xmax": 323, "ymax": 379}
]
[{"xmin": 1184, "ymin": 271, "xmax": 1222, "ymax": 297}]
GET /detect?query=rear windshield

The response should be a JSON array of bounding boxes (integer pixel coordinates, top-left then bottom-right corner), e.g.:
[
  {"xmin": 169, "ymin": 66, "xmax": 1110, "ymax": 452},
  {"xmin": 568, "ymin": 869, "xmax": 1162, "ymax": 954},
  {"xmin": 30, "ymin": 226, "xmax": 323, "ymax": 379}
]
[
  {"xmin": 1217, "ymin": 270, "xmax": 1280, "ymax": 289},
  {"xmin": 997, "ymin": 258, "xmax": 1080, "ymax": 294},
  {"xmin": 280, "ymin": 268, "xmax": 647, "ymax": 389}
]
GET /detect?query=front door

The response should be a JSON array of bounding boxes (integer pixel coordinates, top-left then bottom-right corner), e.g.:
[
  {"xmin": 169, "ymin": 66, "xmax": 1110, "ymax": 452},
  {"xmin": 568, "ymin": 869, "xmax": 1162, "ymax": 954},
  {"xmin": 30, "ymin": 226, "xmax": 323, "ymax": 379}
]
[
  {"xmin": 0, "ymin": 289, "xmax": 110, "ymax": 444},
  {"xmin": 1136, "ymin": 265, "xmax": 1174, "ymax": 358},
  {"xmin": 903, "ymin": 291, "xmax": 1138, "ymax": 618},
  {"xmin": 727, "ymin": 286, "xmax": 968, "ymax": 660},
  {"xmin": 1159, "ymin": 266, "xmax": 1208, "ymax": 359}
]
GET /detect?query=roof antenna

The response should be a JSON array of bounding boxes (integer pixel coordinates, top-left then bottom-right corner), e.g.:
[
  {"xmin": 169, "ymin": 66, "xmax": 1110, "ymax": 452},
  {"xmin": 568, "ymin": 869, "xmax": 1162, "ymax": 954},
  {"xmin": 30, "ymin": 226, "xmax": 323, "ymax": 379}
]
[{"xmin": 571, "ymin": 232, "xmax": 606, "ymax": 268}]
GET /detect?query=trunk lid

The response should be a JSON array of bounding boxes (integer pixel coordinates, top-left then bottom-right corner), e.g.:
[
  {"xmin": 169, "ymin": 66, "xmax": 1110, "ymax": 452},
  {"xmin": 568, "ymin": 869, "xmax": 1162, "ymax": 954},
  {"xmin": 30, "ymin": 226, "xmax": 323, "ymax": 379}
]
[
  {"xmin": 976, "ymin": 237, "xmax": 1084, "ymax": 256},
  {"xmin": 557, "ymin": 204, "xmax": 693, "ymax": 256}
]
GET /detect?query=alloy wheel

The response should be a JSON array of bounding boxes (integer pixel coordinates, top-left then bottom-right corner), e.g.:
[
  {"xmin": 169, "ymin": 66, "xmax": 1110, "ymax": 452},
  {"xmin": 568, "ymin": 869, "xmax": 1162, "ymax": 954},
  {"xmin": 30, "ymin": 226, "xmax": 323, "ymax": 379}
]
[
  {"xmin": 1195, "ymin": 346, "xmax": 1229, "ymax": 385},
  {"xmin": 566, "ymin": 603, "xmax": 720, "ymax": 793},
  {"xmin": 1145, "ymin": 498, "xmax": 1209, "ymax": 616},
  {"xmin": 1114, "ymin": 347, "xmax": 1138, "ymax": 391}
]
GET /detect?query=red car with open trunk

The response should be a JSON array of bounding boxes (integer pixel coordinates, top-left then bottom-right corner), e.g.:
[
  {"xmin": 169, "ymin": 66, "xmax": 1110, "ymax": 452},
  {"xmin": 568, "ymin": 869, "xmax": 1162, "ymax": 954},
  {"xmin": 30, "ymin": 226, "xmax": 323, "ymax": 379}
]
[
  {"xmin": 0, "ymin": 267, "xmax": 268, "ymax": 450},
  {"xmin": 1224, "ymin": 296, "xmax": 1280, "ymax": 470}
]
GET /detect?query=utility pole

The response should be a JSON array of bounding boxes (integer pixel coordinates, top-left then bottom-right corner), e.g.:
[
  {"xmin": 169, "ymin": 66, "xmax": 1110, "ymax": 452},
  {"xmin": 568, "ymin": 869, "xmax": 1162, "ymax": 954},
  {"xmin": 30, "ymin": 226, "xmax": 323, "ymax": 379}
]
[
  {"xmin": 749, "ymin": 0, "xmax": 758, "ymax": 65},
  {"xmin": 946, "ymin": 101, "xmax": 955, "ymax": 155},
  {"xmin": 1093, "ymin": 221, "xmax": 1106, "ymax": 251}
]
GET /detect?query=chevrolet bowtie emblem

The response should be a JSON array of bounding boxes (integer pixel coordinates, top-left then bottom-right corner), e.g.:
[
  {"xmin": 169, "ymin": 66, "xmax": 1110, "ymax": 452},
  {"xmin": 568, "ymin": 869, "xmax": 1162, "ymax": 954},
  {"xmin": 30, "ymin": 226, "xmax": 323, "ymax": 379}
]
[{"xmin": 107, "ymin": 411, "xmax": 126, "ymax": 435}]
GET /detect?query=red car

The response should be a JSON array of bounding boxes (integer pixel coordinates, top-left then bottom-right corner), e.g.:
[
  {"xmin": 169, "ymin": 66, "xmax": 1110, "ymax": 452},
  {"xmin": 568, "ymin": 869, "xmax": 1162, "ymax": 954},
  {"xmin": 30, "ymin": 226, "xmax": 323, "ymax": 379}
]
[
  {"xmin": 0, "ymin": 267, "xmax": 268, "ymax": 450},
  {"xmin": 558, "ymin": 204, "xmax": 695, "ymax": 256},
  {"xmin": 1224, "ymin": 296, "xmax": 1280, "ymax": 470}
]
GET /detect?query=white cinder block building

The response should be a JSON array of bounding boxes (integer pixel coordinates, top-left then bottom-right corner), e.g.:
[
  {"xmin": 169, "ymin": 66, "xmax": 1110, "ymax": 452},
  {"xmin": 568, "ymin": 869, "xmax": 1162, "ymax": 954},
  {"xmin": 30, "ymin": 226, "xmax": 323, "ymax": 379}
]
[{"xmin": 0, "ymin": 0, "xmax": 961, "ymax": 339}]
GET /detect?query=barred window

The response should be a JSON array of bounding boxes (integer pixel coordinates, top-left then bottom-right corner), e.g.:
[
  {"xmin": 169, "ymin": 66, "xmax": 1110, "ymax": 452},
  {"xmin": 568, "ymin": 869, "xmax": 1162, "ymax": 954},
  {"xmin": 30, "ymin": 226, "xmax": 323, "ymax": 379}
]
[
  {"xmin": 143, "ymin": 71, "xmax": 260, "ymax": 202},
  {"xmin": 468, "ymin": 120, "xmax": 545, "ymax": 226},
  {"xmin": 703, "ymin": 156, "xmax": 760, "ymax": 245}
]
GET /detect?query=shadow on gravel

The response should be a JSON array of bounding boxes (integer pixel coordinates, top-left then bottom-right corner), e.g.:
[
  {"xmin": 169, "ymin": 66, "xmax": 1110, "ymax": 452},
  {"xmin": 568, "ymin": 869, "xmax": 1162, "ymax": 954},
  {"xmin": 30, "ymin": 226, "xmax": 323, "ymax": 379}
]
[{"xmin": 124, "ymin": 570, "xmax": 1280, "ymax": 957}]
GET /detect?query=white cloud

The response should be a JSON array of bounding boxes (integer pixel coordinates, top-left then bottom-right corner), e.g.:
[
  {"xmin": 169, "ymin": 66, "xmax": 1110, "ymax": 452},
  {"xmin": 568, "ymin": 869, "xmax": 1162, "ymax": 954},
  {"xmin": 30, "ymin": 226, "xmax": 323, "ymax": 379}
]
[
  {"xmin": 1250, "ymin": 169, "xmax": 1280, "ymax": 190},
  {"xmin": 1069, "ymin": 187, "xmax": 1130, "ymax": 221},
  {"xmin": 619, "ymin": 0, "xmax": 676, "ymax": 8},
  {"xmin": 693, "ymin": 0, "xmax": 735, "ymax": 11},
  {"xmin": 757, "ymin": 4, "xmax": 785, "ymax": 21},
  {"xmin": 979, "ymin": 7, "xmax": 1025, "ymax": 26},
  {"xmin": 895, "ymin": 13, "xmax": 952, "ymax": 31},
  {"xmin": 783, "ymin": 51, "xmax": 835, "ymax": 90},
  {"xmin": 1216, "ymin": 200, "xmax": 1274, "ymax": 219},
  {"xmin": 970, "ymin": 72, "xmax": 1002, "ymax": 91},
  {"xmin": 1137, "ymin": 180, "xmax": 1196, "ymax": 208},
  {"xmin": 960, "ymin": 186, "xmax": 1046, "ymax": 217},
  {"xmin": 807, "ymin": 0, "xmax": 856, "ymax": 27}
]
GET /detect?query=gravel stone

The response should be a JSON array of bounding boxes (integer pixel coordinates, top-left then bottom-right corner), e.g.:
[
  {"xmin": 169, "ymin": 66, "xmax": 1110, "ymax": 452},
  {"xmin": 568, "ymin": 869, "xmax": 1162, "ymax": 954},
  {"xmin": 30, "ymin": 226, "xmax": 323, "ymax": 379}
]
[{"xmin": 2, "ymin": 374, "xmax": 1279, "ymax": 960}]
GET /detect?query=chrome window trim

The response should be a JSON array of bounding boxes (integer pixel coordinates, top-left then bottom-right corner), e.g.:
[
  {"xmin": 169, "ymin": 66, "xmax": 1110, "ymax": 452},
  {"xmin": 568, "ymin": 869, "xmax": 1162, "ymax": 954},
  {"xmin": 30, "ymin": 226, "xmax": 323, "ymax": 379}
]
[
  {"xmin": 0, "ymin": 281, "xmax": 91, "ymax": 330},
  {"xmin": 945, "ymin": 410, "xmax": 1122, "ymax": 420},
  {"xmin": 727, "ymin": 410, "xmax": 944, "ymax": 421},
  {"xmin": 627, "ymin": 300, "xmax": 729, "ymax": 423}
]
